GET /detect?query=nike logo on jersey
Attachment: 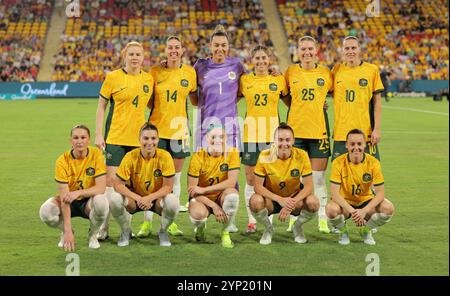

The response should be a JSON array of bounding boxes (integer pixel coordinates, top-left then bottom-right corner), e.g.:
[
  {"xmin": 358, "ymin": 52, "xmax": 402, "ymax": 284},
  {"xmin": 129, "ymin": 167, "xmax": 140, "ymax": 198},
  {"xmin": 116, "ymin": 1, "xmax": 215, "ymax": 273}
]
[
  {"xmin": 157, "ymin": 80, "xmax": 164, "ymax": 84},
  {"xmin": 293, "ymin": 81, "xmax": 300, "ymax": 84},
  {"xmin": 336, "ymin": 81, "xmax": 342, "ymax": 84},
  {"xmin": 247, "ymin": 86, "xmax": 253, "ymax": 89},
  {"xmin": 112, "ymin": 87, "xmax": 126, "ymax": 95}
]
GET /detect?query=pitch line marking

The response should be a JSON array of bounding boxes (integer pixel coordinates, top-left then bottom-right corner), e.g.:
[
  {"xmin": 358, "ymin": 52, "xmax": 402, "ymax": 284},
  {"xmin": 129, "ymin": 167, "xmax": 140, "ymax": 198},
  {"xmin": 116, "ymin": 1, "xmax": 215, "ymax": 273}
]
[{"xmin": 384, "ymin": 106, "xmax": 449, "ymax": 116}]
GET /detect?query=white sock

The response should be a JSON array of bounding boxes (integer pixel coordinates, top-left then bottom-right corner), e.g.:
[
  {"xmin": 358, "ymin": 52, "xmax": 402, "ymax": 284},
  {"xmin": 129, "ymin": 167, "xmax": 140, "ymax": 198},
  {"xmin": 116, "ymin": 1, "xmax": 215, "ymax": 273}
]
[
  {"xmin": 160, "ymin": 194, "xmax": 179, "ymax": 232},
  {"xmin": 108, "ymin": 192, "xmax": 131, "ymax": 232},
  {"xmin": 39, "ymin": 197, "xmax": 63, "ymax": 229},
  {"xmin": 173, "ymin": 172, "xmax": 181, "ymax": 199},
  {"xmin": 252, "ymin": 208, "xmax": 273, "ymax": 231},
  {"xmin": 88, "ymin": 194, "xmax": 109, "ymax": 235},
  {"xmin": 222, "ymin": 193, "xmax": 239, "ymax": 232},
  {"xmin": 297, "ymin": 209, "xmax": 315, "ymax": 225},
  {"xmin": 366, "ymin": 213, "xmax": 392, "ymax": 230},
  {"xmin": 313, "ymin": 170, "xmax": 328, "ymax": 220},
  {"xmin": 189, "ymin": 216, "xmax": 207, "ymax": 229},
  {"xmin": 329, "ymin": 214, "xmax": 345, "ymax": 230},
  {"xmin": 143, "ymin": 210, "xmax": 154, "ymax": 222},
  {"xmin": 101, "ymin": 186, "xmax": 116, "ymax": 231},
  {"xmin": 245, "ymin": 183, "xmax": 256, "ymax": 224}
]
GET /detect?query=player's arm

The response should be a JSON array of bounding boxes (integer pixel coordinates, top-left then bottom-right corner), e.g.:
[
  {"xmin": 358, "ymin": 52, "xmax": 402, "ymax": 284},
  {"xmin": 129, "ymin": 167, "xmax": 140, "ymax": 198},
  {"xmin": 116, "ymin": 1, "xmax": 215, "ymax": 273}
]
[
  {"xmin": 253, "ymin": 174, "xmax": 283, "ymax": 204},
  {"xmin": 292, "ymin": 175, "xmax": 313, "ymax": 202},
  {"xmin": 95, "ymin": 97, "xmax": 108, "ymax": 150},
  {"xmin": 113, "ymin": 175, "xmax": 143, "ymax": 204},
  {"xmin": 147, "ymin": 93, "xmax": 154, "ymax": 109},
  {"xmin": 189, "ymin": 91, "xmax": 198, "ymax": 107},
  {"xmin": 63, "ymin": 175, "xmax": 106, "ymax": 203},
  {"xmin": 371, "ymin": 92, "xmax": 382, "ymax": 145},
  {"xmin": 359, "ymin": 183, "xmax": 385, "ymax": 218},
  {"xmin": 330, "ymin": 182, "xmax": 355, "ymax": 214},
  {"xmin": 187, "ymin": 176, "xmax": 219, "ymax": 209},
  {"xmin": 58, "ymin": 183, "xmax": 75, "ymax": 252},
  {"xmin": 281, "ymin": 94, "xmax": 291, "ymax": 107},
  {"xmin": 145, "ymin": 176, "xmax": 174, "ymax": 203},
  {"xmin": 202, "ymin": 170, "xmax": 239, "ymax": 194}
]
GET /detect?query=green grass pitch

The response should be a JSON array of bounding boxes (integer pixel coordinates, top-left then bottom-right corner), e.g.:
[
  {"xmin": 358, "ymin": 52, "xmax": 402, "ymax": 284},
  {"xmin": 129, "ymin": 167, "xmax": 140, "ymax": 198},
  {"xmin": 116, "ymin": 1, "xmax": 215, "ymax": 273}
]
[{"xmin": 0, "ymin": 97, "xmax": 448, "ymax": 275}]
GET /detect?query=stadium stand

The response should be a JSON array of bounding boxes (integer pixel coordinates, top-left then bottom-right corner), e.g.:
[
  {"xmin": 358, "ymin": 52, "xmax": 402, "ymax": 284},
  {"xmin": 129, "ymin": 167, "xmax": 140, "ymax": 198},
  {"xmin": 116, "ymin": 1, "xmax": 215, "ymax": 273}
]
[
  {"xmin": 0, "ymin": 0, "xmax": 52, "ymax": 82},
  {"xmin": 51, "ymin": 0, "xmax": 276, "ymax": 82},
  {"xmin": 277, "ymin": 0, "xmax": 449, "ymax": 80}
]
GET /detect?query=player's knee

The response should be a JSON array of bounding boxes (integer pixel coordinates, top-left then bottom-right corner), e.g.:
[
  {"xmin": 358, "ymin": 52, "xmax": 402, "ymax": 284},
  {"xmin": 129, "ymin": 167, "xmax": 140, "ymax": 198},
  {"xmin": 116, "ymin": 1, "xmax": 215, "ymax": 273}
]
[
  {"xmin": 163, "ymin": 193, "xmax": 180, "ymax": 214},
  {"xmin": 91, "ymin": 194, "xmax": 109, "ymax": 218},
  {"xmin": 249, "ymin": 194, "xmax": 264, "ymax": 212},
  {"xmin": 108, "ymin": 192, "xmax": 125, "ymax": 215},
  {"xmin": 326, "ymin": 202, "xmax": 340, "ymax": 218},
  {"xmin": 189, "ymin": 202, "xmax": 208, "ymax": 220},
  {"xmin": 380, "ymin": 199, "xmax": 395, "ymax": 216},
  {"xmin": 305, "ymin": 195, "xmax": 320, "ymax": 212},
  {"xmin": 39, "ymin": 198, "xmax": 61, "ymax": 227}
]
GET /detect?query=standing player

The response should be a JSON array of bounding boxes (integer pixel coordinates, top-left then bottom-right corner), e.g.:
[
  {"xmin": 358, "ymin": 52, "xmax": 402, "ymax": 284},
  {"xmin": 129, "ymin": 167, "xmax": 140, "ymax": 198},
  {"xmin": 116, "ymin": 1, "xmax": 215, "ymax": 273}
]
[
  {"xmin": 39, "ymin": 125, "xmax": 109, "ymax": 251},
  {"xmin": 239, "ymin": 45, "xmax": 288, "ymax": 234},
  {"xmin": 95, "ymin": 41, "xmax": 154, "ymax": 239},
  {"xmin": 284, "ymin": 36, "xmax": 333, "ymax": 234},
  {"xmin": 189, "ymin": 25, "xmax": 245, "ymax": 232},
  {"xmin": 187, "ymin": 124, "xmax": 240, "ymax": 248},
  {"xmin": 327, "ymin": 129, "xmax": 395, "ymax": 245},
  {"xmin": 331, "ymin": 36, "xmax": 384, "ymax": 161},
  {"xmin": 249, "ymin": 123, "xmax": 319, "ymax": 245},
  {"xmin": 110, "ymin": 123, "xmax": 179, "ymax": 247},
  {"xmin": 137, "ymin": 36, "xmax": 197, "ymax": 238}
]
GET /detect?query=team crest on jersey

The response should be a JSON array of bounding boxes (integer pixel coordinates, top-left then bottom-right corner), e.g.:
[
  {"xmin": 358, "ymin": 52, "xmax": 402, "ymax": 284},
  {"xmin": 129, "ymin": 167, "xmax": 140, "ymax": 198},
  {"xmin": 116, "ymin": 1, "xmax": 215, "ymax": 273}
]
[
  {"xmin": 86, "ymin": 167, "xmax": 95, "ymax": 176},
  {"xmin": 143, "ymin": 85, "xmax": 149, "ymax": 93},
  {"xmin": 363, "ymin": 173, "xmax": 372, "ymax": 182},
  {"xmin": 181, "ymin": 79, "xmax": 189, "ymax": 87},
  {"xmin": 359, "ymin": 78, "xmax": 368, "ymax": 87},
  {"xmin": 269, "ymin": 83, "xmax": 278, "ymax": 91},
  {"xmin": 220, "ymin": 163, "xmax": 229, "ymax": 172},
  {"xmin": 228, "ymin": 71, "xmax": 236, "ymax": 80},
  {"xmin": 290, "ymin": 169, "xmax": 300, "ymax": 177},
  {"xmin": 154, "ymin": 169, "xmax": 162, "ymax": 177},
  {"xmin": 317, "ymin": 78, "xmax": 325, "ymax": 86}
]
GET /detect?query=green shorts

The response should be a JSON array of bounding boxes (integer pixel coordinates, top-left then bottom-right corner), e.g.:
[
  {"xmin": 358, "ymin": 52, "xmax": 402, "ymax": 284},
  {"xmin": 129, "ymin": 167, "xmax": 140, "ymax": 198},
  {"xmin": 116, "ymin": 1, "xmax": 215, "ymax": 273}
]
[
  {"xmin": 158, "ymin": 138, "xmax": 190, "ymax": 159},
  {"xmin": 332, "ymin": 141, "xmax": 380, "ymax": 161},
  {"xmin": 105, "ymin": 144, "xmax": 137, "ymax": 166},
  {"xmin": 241, "ymin": 142, "xmax": 271, "ymax": 166},
  {"xmin": 294, "ymin": 138, "xmax": 331, "ymax": 158},
  {"xmin": 70, "ymin": 198, "xmax": 90, "ymax": 219}
]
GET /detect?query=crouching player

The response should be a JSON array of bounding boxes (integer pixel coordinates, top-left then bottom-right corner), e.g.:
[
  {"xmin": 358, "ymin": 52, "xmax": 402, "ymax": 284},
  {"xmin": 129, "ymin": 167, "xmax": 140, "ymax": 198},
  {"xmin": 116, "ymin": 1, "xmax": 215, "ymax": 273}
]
[
  {"xmin": 39, "ymin": 125, "xmax": 108, "ymax": 251},
  {"xmin": 250, "ymin": 123, "xmax": 319, "ymax": 245},
  {"xmin": 327, "ymin": 129, "xmax": 395, "ymax": 245},
  {"xmin": 187, "ymin": 124, "xmax": 240, "ymax": 249},
  {"xmin": 110, "ymin": 123, "xmax": 179, "ymax": 247}
]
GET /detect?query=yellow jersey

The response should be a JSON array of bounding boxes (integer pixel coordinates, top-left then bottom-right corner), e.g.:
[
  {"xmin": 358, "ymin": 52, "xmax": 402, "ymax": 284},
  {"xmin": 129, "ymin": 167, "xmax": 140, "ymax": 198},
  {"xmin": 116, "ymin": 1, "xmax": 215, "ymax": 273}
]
[
  {"xmin": 285, "ymin": 64, "xmax": 333, "ymax": 139},
  {"xmin": 331, "ymin": 62, "xmax": 384, "ymax": 141},
  {"xmin": 240, "ymin": 73, "xmax": 288, "ymax": 143},
  {"xmin": 116, "ymin": 148, "xmax": 175, "ymax": 196},
  {"xmin": 188, "ymin": 147, "xmax": 240, "ymax": 201},
  {"xmin": 99, "ymin": 68, "xmax": 154, "ymax": 146},
  {"xmin": 55, "ymin": 147, "xmax": 106, "ymax": 200},
  {"xmin": 254, "ymin": 147, "xmax": 312, "ymax": 197},
  {"xmin": 330, "ymin": 153, "xmax": 384, "ymax": 206},
  {"xmin": 149, "ymin": 64, "xmax": 197, "ymax": 140}
]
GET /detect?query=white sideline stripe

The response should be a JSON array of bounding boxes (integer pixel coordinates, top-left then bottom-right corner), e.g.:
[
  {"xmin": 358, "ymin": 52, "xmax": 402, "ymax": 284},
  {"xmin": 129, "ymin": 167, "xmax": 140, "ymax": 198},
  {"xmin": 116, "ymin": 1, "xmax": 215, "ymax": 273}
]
[
  {"xmin": 384, "ymin": 131, "xmax": 449, "ymax": 134},
  {"xmin": 384, "ymin": 106, "xmax": 449, "ymax": 116}
]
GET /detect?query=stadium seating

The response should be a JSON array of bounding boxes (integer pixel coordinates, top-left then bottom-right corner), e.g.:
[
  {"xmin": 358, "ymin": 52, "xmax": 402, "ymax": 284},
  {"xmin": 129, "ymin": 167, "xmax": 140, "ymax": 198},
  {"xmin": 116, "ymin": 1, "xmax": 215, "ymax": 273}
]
[
  {"xmin": 52, "ymin": 0, "xmax": 276, "ymax": 82},
  {"xmin": 277, "ymin": 0, "xmax": 449, "ymax": 80},
  {"xmin": 0, "ymin": 0, "xmax": 52, "ymax": 82}
]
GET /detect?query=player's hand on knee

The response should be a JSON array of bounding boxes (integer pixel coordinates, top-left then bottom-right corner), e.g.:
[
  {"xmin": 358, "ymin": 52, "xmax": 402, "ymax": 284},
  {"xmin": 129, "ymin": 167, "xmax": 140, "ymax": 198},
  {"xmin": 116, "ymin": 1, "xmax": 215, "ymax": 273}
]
[
  {"xmin": 62, "ymin": 191, "xmax": 79, "ymax": 204},
  {"xmin": 212, "ymin": 206, "xmax": 227, "ymax": 224}
]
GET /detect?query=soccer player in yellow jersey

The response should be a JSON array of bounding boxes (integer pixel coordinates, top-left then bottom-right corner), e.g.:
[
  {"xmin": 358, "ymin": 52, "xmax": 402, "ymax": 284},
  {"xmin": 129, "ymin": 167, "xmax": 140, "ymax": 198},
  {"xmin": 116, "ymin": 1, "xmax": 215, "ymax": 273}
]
[
  {"xmin": 110, "ymin": 123, "xmax": 179, "ymax": 247},
  {"xmin": 95, "ymin": 41, "xmax": 154, "ymax": 240},
  {"xmin": 187, "ymin": 124, "xmax": 240, "ymax": 248},
  {"xmin": 331, "ymin": 36, "xmax": 384, "ymax": 161},
  {"xmin": 250, "ymin": 123, "xmax": 319, "ymax": 245},
  {"xmin": 284, "ymin": 36, "xmax": 333, "ymax": 234},
  {"xmin": 327, "ymin": 129, "xmax": 395, "ymax": 245},
  {"xmin": 39, "ymin": 125, "xmax": 108, "ymax": 251},
  {"xmin": 239, "ymin": 45, "xmax": 288, "ymax": 234},
  {"xmin": 137, "ymin": 36, "xmax": 197, "ymax": 238}
]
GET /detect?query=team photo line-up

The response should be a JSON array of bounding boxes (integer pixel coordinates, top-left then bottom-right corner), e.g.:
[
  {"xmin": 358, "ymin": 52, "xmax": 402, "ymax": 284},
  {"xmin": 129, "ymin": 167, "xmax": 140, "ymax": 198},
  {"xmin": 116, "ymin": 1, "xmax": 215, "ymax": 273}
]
[{"xmin": 39, "ymin": 25, "xmax": 395, "ymax": 251}]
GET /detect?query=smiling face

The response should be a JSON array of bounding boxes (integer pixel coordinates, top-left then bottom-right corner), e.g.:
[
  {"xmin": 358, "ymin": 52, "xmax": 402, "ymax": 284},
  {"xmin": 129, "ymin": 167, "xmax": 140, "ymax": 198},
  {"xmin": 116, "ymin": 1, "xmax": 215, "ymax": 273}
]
[
  {"xmin": 207, "ymin": 127, "xmax": 225, "ymax": 155},
  {"xmin": 124, "ymin": 45, "xmax": 144, "ymax": 70},
  {"xmin": 71, "ymin": 128, "xmax": 90, "ymax": 154},
  {"xmin": 165, "ymin": 38, "xmax": 184, "ymax": 64},
  {"xmin": 252, "ymin": 50, "xmax": 270, "ymax": 74},
  {"xmin": 297, "ymin": 39, "xmax": 317, "ymax": 64},
  {"xmin": 210, "ymin": 35, "xmax": 229, "ymax": 63},
  {"xmin": 274, "ymin": 128, "xmax": 294, "ymax": 158},
  {"xmin": 140, "ymin": 129, "xmax": 159, "ymax": 156},
  {"xmin": 346, "ymin": 133, "xmax": 366, "ymax": 161},
  {"xmin": 342, "ymin": 38, "xmax": 361, "ymax": 65}
]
